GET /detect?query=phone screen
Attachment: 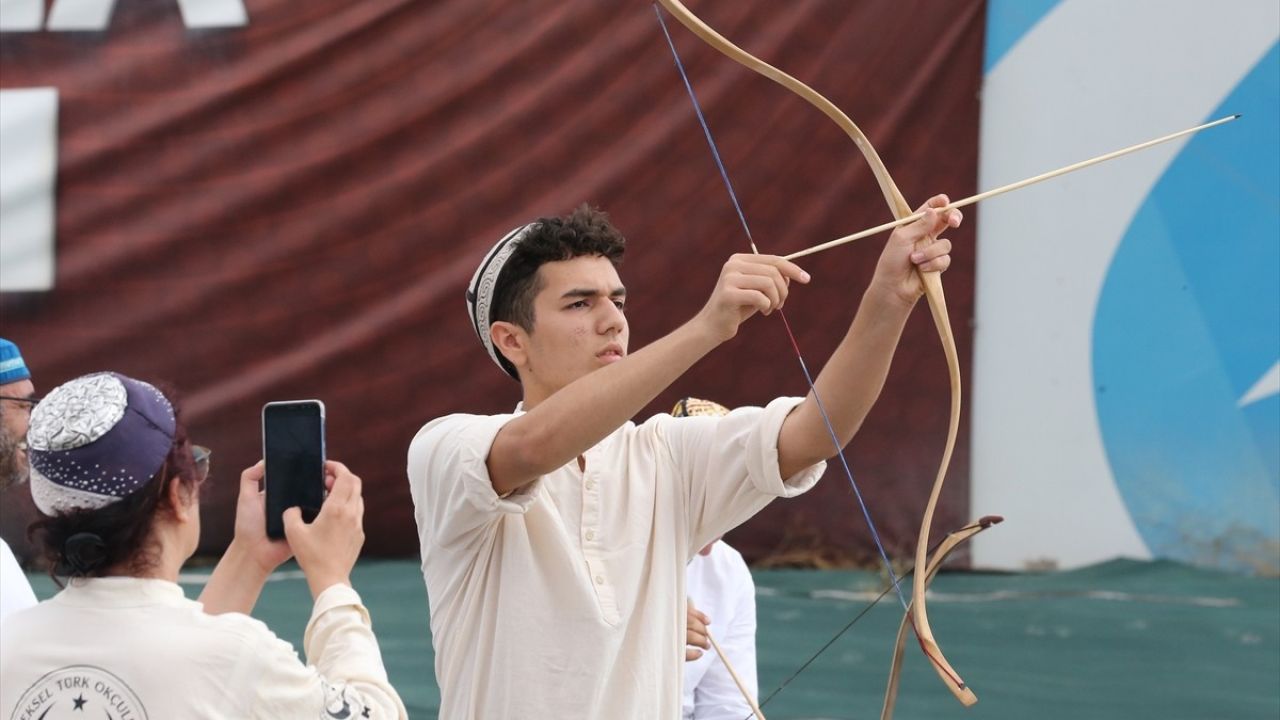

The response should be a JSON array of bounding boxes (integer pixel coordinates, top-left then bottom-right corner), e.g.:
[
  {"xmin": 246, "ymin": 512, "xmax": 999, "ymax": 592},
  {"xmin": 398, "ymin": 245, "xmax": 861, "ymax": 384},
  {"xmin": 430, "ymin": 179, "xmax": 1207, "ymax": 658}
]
[{"xmin": 263, "ymin": 400, "xmax": 326, "ymax": 539}]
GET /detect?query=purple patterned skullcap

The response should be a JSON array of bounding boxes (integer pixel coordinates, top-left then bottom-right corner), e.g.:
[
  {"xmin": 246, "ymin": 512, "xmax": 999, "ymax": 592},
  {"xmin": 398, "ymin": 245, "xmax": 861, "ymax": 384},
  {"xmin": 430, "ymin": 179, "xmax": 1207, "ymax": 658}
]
[
  {"xmin": 465, "ymin": 222, "xmax": 538, "ymax": 379},
  {"xmin": 27, "ymin": 372, "xmax": 176, "ymax": 515}
]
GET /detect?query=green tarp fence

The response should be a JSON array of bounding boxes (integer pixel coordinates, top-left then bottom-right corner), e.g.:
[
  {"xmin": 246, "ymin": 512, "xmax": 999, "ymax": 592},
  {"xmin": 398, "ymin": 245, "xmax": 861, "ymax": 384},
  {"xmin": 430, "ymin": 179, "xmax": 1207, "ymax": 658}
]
[{"xmin": 24, "ymin": 559, "xmax": 1280, "ymax": 719}]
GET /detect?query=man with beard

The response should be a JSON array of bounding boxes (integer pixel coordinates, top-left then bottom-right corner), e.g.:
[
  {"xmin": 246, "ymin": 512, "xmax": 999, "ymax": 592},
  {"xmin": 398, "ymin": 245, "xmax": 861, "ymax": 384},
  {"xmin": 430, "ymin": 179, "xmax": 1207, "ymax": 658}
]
[{"xmin": 0, "ymin": 338, "xmax": 38, "ymax": 621}]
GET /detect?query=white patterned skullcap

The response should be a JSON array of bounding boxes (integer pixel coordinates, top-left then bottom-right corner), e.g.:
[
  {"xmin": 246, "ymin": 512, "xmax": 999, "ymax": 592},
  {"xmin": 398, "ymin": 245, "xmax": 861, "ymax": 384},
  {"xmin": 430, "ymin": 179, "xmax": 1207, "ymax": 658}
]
[{"xmin": 465, "ymin": 222, "xmax": 538, "ymax": 379}]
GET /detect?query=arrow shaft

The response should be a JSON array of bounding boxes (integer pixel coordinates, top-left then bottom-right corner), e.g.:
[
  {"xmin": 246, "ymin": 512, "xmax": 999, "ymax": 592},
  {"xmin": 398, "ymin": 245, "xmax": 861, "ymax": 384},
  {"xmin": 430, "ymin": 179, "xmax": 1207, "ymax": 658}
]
[{"xmin": 783, "ymin": 115, "xmax": 1239, "ymax": 261}]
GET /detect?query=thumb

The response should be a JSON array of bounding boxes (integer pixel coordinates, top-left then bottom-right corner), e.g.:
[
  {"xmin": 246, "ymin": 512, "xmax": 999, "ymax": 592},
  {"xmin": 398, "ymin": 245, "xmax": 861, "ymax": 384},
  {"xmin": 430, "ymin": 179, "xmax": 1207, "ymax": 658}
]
[
  {"xmin": 281, "ymin": 507, "xmax": 306, "ymax": 540},
  {"xmin": 239, "ymin": 461, "xmax": 265, "ymax": 496}
]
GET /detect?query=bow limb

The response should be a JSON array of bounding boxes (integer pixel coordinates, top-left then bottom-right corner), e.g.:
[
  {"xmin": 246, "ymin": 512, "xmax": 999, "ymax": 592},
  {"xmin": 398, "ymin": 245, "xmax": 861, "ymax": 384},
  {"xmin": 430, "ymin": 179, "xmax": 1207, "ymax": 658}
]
[
  {"xmin": 882, "ymin": 516, "xmax": 1003, "ymax": 720},
  {"xmin": 911, "ymin": 259, "xmax": 971, "ymax": 707},
  {"xmin": 655, "ymin": 0, "xmax": 973, "ymax": 706},
  {"xmin": 654, "ymin": 0, "xmax": 907, "ymax": 214}
]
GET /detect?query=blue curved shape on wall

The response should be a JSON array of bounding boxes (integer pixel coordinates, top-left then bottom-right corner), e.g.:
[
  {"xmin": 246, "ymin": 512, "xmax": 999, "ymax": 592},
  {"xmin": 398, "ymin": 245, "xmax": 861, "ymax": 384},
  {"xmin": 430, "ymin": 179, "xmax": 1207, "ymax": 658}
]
[
  {"xmin": 984, "ymin": 0, "xmax": 1062, "ymax": 73},
  {"xmin": 1093, "ymin": 44, "xmax": 1279, "ymax": 573}
]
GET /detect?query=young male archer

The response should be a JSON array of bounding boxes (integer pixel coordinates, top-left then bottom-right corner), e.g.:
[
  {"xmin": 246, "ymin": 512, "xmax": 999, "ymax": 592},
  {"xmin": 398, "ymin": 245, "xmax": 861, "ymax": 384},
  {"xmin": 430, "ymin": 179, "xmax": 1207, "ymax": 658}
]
[{"xmin": 407, "ymin": 199, "xmax": 959, "ymax": 718}]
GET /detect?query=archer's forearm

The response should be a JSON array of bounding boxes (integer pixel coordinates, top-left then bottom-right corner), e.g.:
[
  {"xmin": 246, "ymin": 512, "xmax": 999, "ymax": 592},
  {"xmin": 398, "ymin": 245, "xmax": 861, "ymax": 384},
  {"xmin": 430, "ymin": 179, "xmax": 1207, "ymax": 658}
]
[
  {"xmin": 777, "ymin": 287, "xmax": 914, "ymax": 478},
  {"xmin": 487, "ymin": 319, "xmax": 721, "ymax": 495}
]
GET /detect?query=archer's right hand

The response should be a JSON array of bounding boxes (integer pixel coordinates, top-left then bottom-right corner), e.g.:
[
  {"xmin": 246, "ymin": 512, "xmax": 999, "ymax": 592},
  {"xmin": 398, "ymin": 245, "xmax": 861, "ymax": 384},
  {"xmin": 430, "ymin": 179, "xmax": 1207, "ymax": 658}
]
[{"xmin": 693, "ymin": 253, "xmax": 810, "ymax": 342}]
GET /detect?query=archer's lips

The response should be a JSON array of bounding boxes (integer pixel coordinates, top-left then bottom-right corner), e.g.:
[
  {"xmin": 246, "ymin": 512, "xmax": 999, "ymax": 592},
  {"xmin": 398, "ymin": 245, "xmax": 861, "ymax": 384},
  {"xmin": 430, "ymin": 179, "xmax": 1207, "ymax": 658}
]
[{"xmin": 597, "ymin": 344, "xmax": 625, "ymax": 364}]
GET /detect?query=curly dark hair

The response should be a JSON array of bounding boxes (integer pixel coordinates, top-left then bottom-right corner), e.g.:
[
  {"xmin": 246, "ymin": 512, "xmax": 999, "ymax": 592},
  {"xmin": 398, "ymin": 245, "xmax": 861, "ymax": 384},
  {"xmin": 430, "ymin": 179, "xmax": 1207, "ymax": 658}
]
[
  {"xmin": 489, "ymin": 204, "xmax": 627, "ymax": 376},
  {"xmin": 28, "ymin": 384, "xmax": 201, "ymax": 585}
]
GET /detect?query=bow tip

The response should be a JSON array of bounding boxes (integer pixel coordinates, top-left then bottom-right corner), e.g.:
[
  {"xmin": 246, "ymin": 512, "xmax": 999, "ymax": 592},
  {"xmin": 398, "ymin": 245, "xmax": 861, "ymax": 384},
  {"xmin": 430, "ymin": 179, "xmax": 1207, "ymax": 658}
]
[{"xmin": 936, "ymin": 672, "xmax": 978, "ymax": 706}]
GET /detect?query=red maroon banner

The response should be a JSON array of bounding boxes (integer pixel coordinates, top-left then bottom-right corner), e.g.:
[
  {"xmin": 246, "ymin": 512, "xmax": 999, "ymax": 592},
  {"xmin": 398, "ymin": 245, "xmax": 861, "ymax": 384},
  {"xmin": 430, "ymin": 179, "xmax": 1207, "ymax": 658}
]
[{"xmin": 1, "ymin": 0, "xmax": 984, "ymax": 564}]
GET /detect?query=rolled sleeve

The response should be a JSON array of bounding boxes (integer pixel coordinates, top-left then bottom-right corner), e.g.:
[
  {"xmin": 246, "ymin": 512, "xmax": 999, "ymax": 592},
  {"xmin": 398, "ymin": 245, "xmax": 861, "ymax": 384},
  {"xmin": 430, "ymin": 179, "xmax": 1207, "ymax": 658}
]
[
  {"xmin": 662, "ymin": 397, "xmax": 825, "ymax": 557},
  {"xmin": 304, "ymin": 585, "xmax": 406, "ymax": 719},
  {"xmin": 245, "ymin": 585, "xmax": 407, "ymax": 719},
  {"xmin": 452, "ymin": 413, "xmax": 542, "ymax": 516},
  {"xmin": 408, "ymin": 413, "xmax": 541, "ymax": 549},
  {"xmin": 307, "ymin": 583, "xmax": 368, "ymax": 629},
  {"xmin": 743, "ymin": 397, "xmax": 825, "ymax": 498}
]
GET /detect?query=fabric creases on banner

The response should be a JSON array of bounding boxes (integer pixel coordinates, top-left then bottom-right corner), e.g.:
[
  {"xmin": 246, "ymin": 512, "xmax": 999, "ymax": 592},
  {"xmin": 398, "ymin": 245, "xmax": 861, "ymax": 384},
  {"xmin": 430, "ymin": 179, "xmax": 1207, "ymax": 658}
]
[{"xmin": 0, "ymin": 0, "xmax": 982, "ymax": 561}]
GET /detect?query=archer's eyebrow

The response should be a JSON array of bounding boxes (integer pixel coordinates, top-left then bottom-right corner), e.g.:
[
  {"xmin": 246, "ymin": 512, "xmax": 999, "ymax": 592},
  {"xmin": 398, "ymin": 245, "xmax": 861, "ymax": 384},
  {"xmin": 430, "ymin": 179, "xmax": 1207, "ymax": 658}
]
[{"xmin": 561, "ymin": 286, "xmax": 627, "ymax": 299}]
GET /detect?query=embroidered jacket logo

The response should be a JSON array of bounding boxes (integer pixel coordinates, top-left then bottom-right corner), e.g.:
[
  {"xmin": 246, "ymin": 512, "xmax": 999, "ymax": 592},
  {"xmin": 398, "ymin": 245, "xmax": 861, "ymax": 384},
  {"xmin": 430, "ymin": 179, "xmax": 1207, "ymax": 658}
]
[{"xmin": 10, "ymin": 666, "xmax": 147, "ymax": 720}]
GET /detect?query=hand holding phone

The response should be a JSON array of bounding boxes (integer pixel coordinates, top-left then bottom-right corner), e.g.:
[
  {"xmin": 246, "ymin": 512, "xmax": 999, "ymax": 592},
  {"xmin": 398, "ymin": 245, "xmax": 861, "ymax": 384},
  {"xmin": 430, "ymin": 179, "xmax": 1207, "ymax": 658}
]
[
  {"xmin": 263, "ymin": 400, "xmax": 327, "ymax": 540},
  {"xmin": 284, "ymin": 460, "xmax": 366, "ymax": 599}
]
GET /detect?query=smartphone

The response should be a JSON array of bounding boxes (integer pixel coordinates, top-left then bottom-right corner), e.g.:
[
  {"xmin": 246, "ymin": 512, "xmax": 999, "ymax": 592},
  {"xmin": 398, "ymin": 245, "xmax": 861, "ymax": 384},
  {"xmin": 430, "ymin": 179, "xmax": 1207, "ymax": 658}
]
[{"xmin": 262, "ymin": 400, "xmax": 327, "ymax": 540}]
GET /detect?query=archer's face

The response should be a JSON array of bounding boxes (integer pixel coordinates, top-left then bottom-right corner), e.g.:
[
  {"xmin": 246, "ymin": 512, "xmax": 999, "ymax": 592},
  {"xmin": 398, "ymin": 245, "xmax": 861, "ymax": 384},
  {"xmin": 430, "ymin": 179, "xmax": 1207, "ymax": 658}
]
[{"xmin": 514, "ymin": 256, "xmax": 629, "ymax": 401}]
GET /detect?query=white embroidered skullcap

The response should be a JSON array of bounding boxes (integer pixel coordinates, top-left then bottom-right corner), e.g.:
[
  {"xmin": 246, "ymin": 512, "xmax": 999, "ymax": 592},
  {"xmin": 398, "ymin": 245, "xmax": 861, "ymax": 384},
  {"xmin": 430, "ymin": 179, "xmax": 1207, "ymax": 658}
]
[{"xmin": 465, "ymin": 222, "xmax": 538, "ymax": 379}]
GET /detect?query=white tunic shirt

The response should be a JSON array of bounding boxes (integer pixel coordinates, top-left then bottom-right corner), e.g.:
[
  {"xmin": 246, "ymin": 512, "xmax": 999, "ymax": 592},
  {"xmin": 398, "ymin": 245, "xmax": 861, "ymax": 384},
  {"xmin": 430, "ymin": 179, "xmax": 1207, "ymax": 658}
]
[
  {"xmin": 407, "ymin": 397, "xmax": 823, "ymax": 719},
  {"xmin": 0, "ymin": 577, "xmax": 407, "ymax": 719},
  {"xmin": 684, "ymin": 541, "xmax": 757, "ymax": 720},
  {"xmin": 0, "ymin": 539, "xmax": 37, "ymax": 623}
]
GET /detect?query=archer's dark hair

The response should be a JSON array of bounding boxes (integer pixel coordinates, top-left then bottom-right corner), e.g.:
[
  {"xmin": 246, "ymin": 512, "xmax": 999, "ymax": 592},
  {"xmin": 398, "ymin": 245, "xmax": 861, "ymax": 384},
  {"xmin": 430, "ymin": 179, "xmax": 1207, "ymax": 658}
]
[
  {"xmin": 28, "ymin": 384, "xmax": 200, "ymax": 585},
  {"xmin": 491, "ymin": 204, "xmax": 627, "ymax": 337}
]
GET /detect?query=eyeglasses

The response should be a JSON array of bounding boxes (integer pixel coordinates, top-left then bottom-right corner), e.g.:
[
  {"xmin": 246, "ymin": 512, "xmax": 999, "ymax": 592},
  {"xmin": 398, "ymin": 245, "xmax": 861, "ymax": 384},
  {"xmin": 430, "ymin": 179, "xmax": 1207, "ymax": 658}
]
[
  {"xmin": 192, "ymin": 444, "xmax": 212, "ymax": 482},
  {"xmin": 0, "ymin": 395, "xmax": 41, "ymax": 405}
]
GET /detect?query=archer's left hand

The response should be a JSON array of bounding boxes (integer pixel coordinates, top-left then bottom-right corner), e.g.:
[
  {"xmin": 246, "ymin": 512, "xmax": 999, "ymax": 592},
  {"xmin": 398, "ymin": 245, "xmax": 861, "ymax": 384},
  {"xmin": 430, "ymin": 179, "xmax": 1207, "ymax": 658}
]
[{"xmin": 868, "ymin": 194, "xmax": 961, "ymax": 307}]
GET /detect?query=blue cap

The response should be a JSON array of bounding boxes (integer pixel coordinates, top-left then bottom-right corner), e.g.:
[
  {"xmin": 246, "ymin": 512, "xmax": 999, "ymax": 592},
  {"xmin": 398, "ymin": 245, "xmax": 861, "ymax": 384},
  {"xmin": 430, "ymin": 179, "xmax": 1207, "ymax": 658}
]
[{"xmin": 0, "ymin": 338, "xmax": 31, "ymax": 385}]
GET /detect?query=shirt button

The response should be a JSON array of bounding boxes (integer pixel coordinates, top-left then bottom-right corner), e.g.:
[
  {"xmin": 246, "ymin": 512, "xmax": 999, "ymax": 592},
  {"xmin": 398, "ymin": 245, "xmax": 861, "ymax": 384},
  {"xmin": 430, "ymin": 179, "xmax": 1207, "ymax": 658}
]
[
  {"xmin": 585, "ymin": 530, "xmax": 595, "ymax": 541},
  {"xmin": 585, "ymin": 479, "xmax": 596, "ymax": 490},
  {"xmin": 595, "ymin": 575, "xmax": 604, "ymax": 585}
]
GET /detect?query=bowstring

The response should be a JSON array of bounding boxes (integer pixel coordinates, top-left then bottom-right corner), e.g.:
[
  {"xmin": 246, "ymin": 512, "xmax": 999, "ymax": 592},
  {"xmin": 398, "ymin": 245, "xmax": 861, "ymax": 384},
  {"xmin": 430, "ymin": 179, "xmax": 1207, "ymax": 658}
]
[
  {"xmin": 751, "ymin": 525, "xmax": 963, "ymax": 713},
  {"xmin": 653, "ymin": 3, "xmax": 909, "ymax": 614}
]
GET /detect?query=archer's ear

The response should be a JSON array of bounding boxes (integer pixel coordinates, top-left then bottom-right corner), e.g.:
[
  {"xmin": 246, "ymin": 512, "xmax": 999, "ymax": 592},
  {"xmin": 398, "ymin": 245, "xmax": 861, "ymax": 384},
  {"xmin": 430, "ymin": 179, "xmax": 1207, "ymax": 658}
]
[{"xmin": 490, "ymin": 321, "xmax": 528, "ymax": 372}]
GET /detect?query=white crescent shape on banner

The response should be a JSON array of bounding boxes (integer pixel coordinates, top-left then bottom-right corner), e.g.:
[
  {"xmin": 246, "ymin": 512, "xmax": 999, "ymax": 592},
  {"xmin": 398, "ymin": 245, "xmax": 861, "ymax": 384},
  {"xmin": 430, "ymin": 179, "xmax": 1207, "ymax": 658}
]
[{"xmin": 972, "ymin": 0, "xmax": 1279, "ymax": 570}]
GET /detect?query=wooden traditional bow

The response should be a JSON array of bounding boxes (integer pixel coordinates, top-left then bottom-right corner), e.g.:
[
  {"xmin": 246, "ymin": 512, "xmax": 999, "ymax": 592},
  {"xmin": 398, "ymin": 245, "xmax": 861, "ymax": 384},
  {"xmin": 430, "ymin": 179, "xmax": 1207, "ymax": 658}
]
[
  {"xmin": 655, "ymin": 0, "xmax": 976, "ymax": 707},
  {"xmin": 882, "ymin": 516, "xmax": 1002, "ymax": 719}
]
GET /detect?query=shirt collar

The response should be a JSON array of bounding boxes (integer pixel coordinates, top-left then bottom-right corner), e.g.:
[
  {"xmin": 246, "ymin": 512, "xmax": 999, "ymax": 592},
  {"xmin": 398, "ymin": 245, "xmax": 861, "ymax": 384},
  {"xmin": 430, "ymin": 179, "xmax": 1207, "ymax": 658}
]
[{"xmin": 56, "ymin": 576, "xmax": 187, "ymax": 608}]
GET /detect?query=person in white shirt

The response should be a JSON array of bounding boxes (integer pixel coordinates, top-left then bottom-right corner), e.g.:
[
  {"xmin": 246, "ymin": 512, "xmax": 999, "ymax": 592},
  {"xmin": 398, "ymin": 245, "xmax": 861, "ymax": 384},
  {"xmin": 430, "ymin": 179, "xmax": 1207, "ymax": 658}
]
[
  {"xmin": 674, "ymin": 398, "xmax": 760, "ymax": 720},
  {"xmin": 685, "ymin": 539, "xmax": 758, "ymax": 720},
  {"xmin": 1, "ymin": 372, "xmax": 408, "ymax": 719},
  {"xmin": 408, "ymin": 200, "xmax": 959, "ymax": 718},
  {"xmin": 0, "ymin": 337, "xmax": 38, "ymax": 622}
]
